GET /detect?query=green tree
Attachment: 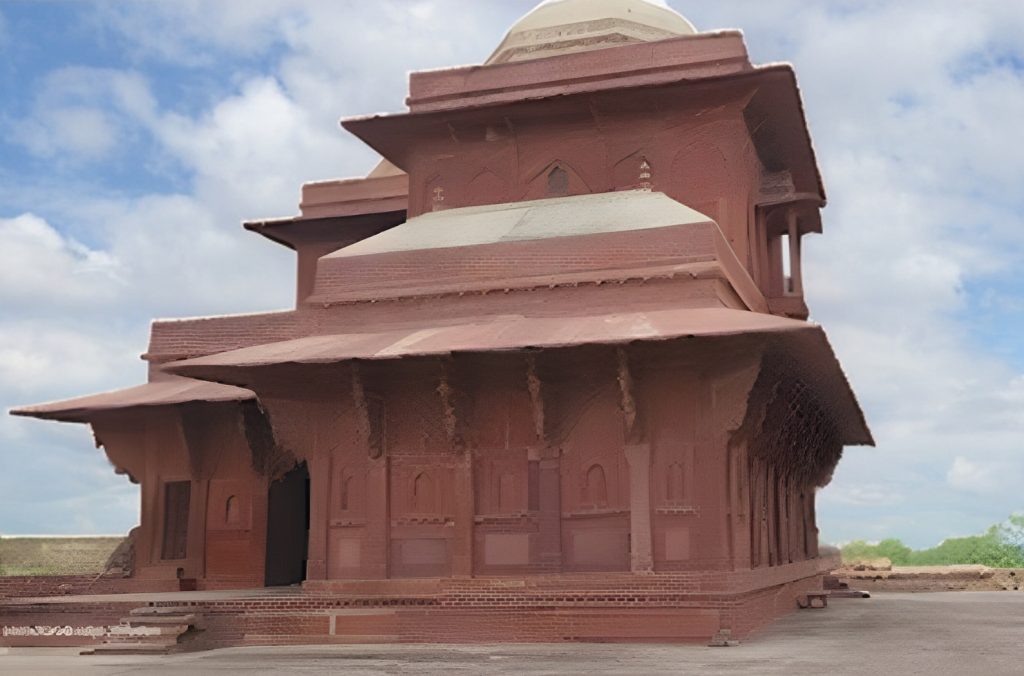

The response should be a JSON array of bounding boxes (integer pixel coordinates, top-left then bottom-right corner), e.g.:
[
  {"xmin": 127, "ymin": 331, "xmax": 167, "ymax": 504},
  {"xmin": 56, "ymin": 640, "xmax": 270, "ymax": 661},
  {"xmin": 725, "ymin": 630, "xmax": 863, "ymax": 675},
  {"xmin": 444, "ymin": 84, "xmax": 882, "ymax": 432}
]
[{"xmin": 840, "ymin": 515, "xmax": 1024, "ymax": 568}]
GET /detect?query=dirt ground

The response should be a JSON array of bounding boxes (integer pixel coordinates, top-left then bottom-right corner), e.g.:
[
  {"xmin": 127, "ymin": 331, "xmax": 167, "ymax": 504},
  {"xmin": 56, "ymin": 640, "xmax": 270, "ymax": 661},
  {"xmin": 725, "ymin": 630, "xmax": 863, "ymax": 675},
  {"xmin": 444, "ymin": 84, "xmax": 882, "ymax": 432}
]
[
  {"xmin": 836, "ymin": 564, "xmax": 1024, "ymax": 592},
  {"xmin": 2, "ymin": 592, "xmax": 1023, "ymax": 675}
]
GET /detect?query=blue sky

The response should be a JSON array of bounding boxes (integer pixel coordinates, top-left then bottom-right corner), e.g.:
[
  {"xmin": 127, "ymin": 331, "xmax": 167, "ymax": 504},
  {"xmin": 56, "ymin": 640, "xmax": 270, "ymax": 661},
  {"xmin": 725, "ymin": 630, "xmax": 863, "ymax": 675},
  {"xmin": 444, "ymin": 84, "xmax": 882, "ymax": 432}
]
[{"xmin": 1, "ymin": 1, "xmax": 1022, "ymax": 548}]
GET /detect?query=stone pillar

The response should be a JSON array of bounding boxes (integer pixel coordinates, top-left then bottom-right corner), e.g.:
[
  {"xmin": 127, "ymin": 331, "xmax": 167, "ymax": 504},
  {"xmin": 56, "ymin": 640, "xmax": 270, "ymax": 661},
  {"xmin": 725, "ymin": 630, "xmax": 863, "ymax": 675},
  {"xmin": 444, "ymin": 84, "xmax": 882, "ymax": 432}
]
[
  {"xmin": 305, "ymin": 453, "xmax": 330, "ymax": 581},
  {"xmin": 142, "ymin": 440, "xmax": 161, "ymax": 567},
  {"xmin": 624, "ymin": 443, "xmax": 654, "ymax": 573},
  {"xmin": 727, "ymin": 440, "xmax": 751, "ymax": 570},
  {"xmin": 807, "ymin": 491, "xmax": 820, "ymax": 558},
  {"xmin": 437, "ymin": 359, "xmax": 474, "ymax": 577},
  {"xmin": 536, "ymin": 451, "xmax": 563, "ymax": 570},
  {"xmin": 452, "ymin": 452, "xmax": 475, "ymax": 577},
  {"xmin": 365, "ymin": 455, "xmax": 389, "ymax": 578},
  {"xmin": 525, "ymin": 355, "xmax": 562, "ymax": 571},
  {"xmin": 186, "ymin": 478, "xmax": 208, "ymax": 579},
  {"xmin": 787, "ymin": 209, "xmax": 803, "ymax": 296},
  {"xmin": 777, "ymin": 472, "xmax": 790, "ymax": 565},
  {"xmin": 351, "ymin": 362, "xmax": 389, "ymax": 578}
]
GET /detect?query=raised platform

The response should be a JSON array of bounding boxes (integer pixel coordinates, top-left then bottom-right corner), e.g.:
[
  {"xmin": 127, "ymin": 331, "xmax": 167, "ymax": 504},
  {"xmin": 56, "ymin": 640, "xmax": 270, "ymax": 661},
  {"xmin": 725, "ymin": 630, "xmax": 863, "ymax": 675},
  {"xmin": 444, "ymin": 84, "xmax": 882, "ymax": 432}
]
[{"xmin": 1, "ymin": 560, "xmax": 832, "ymax": 650}]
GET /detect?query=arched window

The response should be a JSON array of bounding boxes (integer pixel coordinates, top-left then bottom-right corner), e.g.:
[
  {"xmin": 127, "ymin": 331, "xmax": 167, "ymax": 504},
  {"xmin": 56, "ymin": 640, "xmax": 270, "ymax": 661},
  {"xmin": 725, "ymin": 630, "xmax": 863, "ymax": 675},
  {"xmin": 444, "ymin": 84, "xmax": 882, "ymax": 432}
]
[
  {"xmin": 225, "ymin": 495, "xmax": 240, "ymax": 525},
  {"xmin": 584, "ymin": 464, "xmax": 608, "ymax": 508},
  {"xmin": 547, "ymin": 166, "xmax": 569, "ymax": 195},
  {"xmin": 413, "ymin": 472, "xmax": 435, "ymax": 513},
  {"xmin": 340, "ymin": 475, "xmax": 354, "ymax": 511},
  {"xmin": 498, "ymin": 472, "xmax": 517, "ymax": 513}
]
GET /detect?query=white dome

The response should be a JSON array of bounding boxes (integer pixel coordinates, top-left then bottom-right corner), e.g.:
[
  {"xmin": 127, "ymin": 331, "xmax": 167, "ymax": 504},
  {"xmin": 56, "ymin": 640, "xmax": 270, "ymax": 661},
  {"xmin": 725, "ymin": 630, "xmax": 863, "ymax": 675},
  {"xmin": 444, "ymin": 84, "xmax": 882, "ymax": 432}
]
[{"xmin": 487, "ymin": 0, "xmax": 697, "ymax": 65}]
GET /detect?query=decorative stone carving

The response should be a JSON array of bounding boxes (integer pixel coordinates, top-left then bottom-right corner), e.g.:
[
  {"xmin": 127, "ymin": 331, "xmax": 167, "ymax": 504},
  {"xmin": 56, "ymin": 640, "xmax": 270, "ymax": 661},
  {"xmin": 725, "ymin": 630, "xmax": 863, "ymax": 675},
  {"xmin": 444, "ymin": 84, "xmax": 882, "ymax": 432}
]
[
  {"xmin": 350, "ymin": 362, "xmax": 384, "ymax": 460},
  {"xmin": 525, "ymin": 353, "xmax": 546, "ymax": 444},
  {"xmin": 436, "ymin": 360, "xmax": 464, "ymax": 452},
  {"xmin": 639, "ymin": 157, "xmax": 652, "ymax": 191},
  {"xmin": 616, "ymin": 347, "xmax": 645, "ymax": 444}
]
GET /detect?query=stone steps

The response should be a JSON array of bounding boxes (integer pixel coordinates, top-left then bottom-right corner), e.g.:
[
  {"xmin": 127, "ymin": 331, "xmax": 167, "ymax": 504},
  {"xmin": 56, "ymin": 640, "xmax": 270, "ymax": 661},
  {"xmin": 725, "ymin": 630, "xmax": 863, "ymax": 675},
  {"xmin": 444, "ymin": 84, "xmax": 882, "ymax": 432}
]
[
  {"xmin": 122, "ymin": 614, "xmax": 198, "ymax": 626},
  {"xmin": 81, "ymin": 605, "xmax": 202, "ymax": 655},
  {"xmin": 244, "ymin": 634, "xmax": 401, "ymax": 645},
  {"xmin": 87, "ymin": 643, "xmax": 171, "ymax": 655}
]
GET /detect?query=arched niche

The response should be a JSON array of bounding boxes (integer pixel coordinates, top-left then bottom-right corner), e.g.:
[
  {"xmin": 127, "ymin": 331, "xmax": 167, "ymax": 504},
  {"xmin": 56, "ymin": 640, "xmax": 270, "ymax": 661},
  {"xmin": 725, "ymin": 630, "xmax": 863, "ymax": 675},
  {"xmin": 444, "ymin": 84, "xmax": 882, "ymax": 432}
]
[
  {"xmin": 412, "ymin": 471, "xmax": 436, "ymax": 513},
  {"xmin": 584, "ymin": 464, "xmax": 608, "ymax": 509},
  {"xmin": 465, "ymin": 168, "xmax": 508, "ymax": 207},
  {"xmin": 612, "ymin": 151, "xmax": 653, "ymax": 191},
  {"xmin": 225, "ymin": 495, "xmax": 240, "ymax": 526},
  {"xmin": 335, "ymin": 468, "xmax": 365, "ymax": 515},
  {"xmin": 522, "ymin": 159, "xmax": 591, "ymax": 201}
]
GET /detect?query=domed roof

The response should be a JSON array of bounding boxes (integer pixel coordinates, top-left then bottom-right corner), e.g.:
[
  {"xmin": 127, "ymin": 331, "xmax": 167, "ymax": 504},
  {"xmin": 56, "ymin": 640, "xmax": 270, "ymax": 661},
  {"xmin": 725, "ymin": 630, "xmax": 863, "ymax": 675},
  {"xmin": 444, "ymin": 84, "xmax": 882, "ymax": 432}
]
[{"xmin": 487, "ymin": 0, "xmax": 697, "ymax": 65}]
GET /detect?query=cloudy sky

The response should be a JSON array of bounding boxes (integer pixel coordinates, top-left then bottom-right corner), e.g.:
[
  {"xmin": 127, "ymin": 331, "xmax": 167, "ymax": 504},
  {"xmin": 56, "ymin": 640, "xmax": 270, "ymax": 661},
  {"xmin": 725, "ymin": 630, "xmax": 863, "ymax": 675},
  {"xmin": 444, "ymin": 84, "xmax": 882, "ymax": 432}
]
[{"xmin": 0, "ymin": 0, "xmax": 1021, "ymax": 548}]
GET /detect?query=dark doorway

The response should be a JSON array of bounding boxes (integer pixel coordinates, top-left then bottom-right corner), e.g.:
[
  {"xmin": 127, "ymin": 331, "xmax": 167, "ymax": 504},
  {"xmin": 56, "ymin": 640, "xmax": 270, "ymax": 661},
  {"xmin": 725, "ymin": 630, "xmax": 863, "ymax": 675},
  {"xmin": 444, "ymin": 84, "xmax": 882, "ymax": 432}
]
[
  {"xmin": 264, "ymin": 462, "xmax": 309, "ymax": 586},
  {"xmin": 161, "ymin": 480, "xmax": 191, "ymax": 561}
]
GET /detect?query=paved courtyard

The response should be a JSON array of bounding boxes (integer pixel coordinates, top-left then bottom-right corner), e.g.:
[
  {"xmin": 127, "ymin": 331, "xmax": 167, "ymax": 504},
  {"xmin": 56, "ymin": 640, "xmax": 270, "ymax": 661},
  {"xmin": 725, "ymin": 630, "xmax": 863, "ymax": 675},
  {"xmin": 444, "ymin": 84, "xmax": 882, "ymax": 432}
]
[{"xmin": 2, "ymin": 592, "xmax": 1022, "ymax": 675}]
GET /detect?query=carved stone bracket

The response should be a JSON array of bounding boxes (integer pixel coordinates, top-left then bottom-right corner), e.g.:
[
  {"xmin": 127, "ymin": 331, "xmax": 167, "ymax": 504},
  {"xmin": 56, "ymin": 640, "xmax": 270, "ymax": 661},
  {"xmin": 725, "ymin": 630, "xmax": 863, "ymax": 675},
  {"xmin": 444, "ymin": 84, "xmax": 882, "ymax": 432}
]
[
  {"xmin": 436, "ymin": 359, "xmax": 465, "ymax": 453},
  {"xmin": 716, "ymin": 356, "xmax": 762, "ymax": 435},
  {"xmin": 616, "ymin": 347, "xmax": 645, "ymax": 445},
  {"xmin": 350, "ymin": 361, "xmax": 384, "ymax": 460},
  {"xmin": 735, "ymin": 349, "xmax": 843, "ymax": 488},
  {"xmin": 240, "ymin": 400, "xmax": 297, "ymax": 481},
  {"xmin": 525, "ymin": 352, "xmax": 547, "ymax": 446}
]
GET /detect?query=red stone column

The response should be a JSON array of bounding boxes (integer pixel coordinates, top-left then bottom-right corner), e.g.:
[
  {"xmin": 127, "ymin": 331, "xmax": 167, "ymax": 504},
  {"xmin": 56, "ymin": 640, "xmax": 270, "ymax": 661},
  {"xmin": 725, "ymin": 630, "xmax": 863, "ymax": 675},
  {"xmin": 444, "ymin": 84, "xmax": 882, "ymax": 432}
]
[
  {"xmin": 186, "ymin": 478, "xmax": 208, "ymax": 580},
  {"xmin": 365, "ymin": 455, "xmax": 390, "ymax": 578},
  {"xmin": 787, "ymin": 208, "xmax": 803, "ymax": 296},
  {"xmin": 624, "ymin": 443, "xmax": 654, "ymax": 573},
  {"xmin": 141, "ymin": 441, "xmax": 161, "ymax": 567},
  {"xmin": 535, "ymin": 448, "xmax": 563, "ymax": 571},
  {"xmin": 727, "ymin": 440, "xmax": 751, "ymax": 570},
  {"xmin": 452, "ymin": 452, "xmax": 475, "ymax": 577},
  {"xmin": 807, "ymin": 490, "xmax": 820, "ymax": 558},
  {"xmin": 305, "ymin": 453, "xmax": 330, "ymax": 581}
]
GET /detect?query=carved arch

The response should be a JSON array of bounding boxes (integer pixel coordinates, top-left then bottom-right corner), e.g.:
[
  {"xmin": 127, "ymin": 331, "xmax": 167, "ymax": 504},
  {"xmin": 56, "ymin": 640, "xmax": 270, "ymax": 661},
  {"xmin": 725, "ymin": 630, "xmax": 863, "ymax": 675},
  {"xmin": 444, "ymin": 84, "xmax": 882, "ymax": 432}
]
[
  {"xmin": 584, "ymin": 464, "xmax": 608, "ymax": 508},
  {"xmin": 612, "ymin": 150, "xmax": 653, "ymax": 191},
  {"xmin": 522, "ymin": 159, "xmax": 591, "ymax": 201},
  {"xmin": 412, "ymin": 471, "xmax": 436, "ymax": 513},
  {"xmin": 225, "ymin": 495, "xmax": 240, "ymax": 525},
  {"xmin": 466, "ymin": 168, "xmax": 507, "ymax": 206}
]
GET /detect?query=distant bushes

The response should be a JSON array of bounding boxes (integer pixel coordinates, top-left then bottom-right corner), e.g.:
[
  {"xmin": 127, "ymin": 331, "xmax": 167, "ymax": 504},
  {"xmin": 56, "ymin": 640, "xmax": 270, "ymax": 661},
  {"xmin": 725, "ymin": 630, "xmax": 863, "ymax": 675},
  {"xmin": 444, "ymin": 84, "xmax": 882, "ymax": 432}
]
[
  {"xmin": 0, "ymin": 537, "xmax": 124, "ymax": 576},
  {"xmin": 841, "ymin": 515, "xmax": 1024, "ymax": 568}
]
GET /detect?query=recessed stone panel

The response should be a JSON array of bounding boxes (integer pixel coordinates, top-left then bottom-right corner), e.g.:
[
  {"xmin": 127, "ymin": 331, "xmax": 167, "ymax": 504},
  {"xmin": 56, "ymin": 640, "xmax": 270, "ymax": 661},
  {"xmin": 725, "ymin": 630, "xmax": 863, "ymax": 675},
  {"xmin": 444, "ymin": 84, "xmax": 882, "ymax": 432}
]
[
  {"xmin": 484, "ymin": 533, "xmax": 530, "ymax": 566},
  {"xmin": 665, "ymin": 527, "xmax": 691, "ymax": 561}
]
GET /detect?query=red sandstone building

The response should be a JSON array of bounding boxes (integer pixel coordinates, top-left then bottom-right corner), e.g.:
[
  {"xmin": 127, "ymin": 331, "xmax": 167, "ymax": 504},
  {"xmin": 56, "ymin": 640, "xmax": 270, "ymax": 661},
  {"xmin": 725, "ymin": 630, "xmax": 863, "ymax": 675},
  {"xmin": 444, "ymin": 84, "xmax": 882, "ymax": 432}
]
[{"xmin": 12, "ymin": 0, "xmax": 871, "ymax": 642}]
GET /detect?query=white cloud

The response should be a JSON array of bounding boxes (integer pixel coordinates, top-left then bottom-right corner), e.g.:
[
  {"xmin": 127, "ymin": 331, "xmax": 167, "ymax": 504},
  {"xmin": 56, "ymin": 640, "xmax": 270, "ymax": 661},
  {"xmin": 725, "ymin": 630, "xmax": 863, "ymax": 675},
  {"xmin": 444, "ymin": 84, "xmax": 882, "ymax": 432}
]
[
  {"xmin": 947, "ymin": 456, "xmax": 998, "ymax": 493},
  {"xmin": 155, "ymin": 77, "xmax": 354, "ymax": 220},
  {"xmin": 12, "ymin": 106, "xmax": 117, "ymax": 161},
  {"xmin": 0, "ymin": 214, "xmax": 124, "ymax": 311},
  {"xmin": 94, "ymin": 0, "xmax": 301, "ymax": 67},
  {"xmin": 5, "ymin": 68, "xmax": 157, "ymax": 163},
  {"xmin": 820, "ymin": 483, "xmax": 905, "ymax": 508}
]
